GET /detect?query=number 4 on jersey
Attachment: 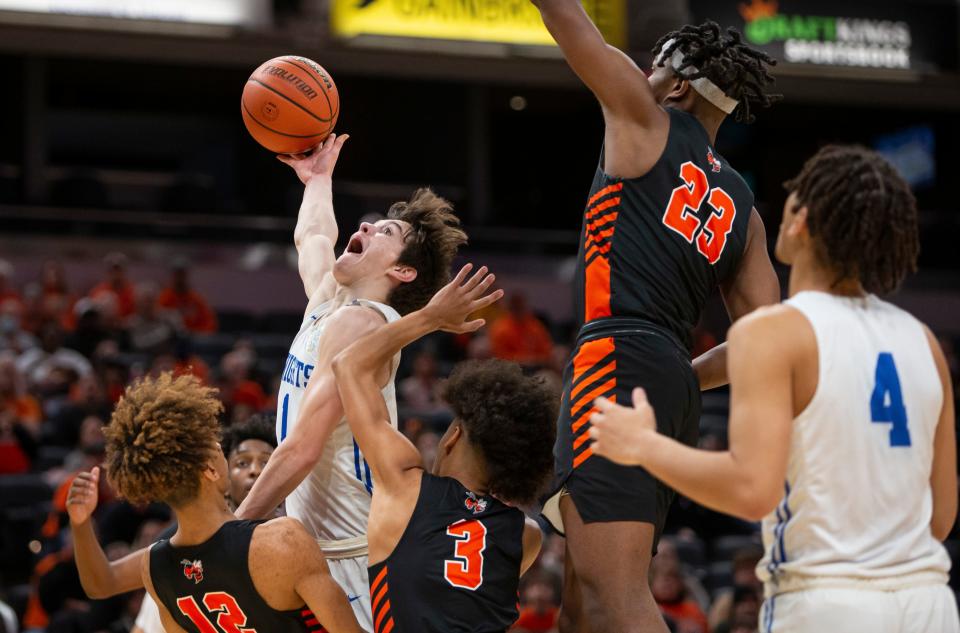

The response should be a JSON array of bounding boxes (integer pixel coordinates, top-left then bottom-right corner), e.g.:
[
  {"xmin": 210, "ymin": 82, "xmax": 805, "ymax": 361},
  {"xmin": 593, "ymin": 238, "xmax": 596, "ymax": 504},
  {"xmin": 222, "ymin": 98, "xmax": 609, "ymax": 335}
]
[{"xmin": 870, "ymin": 352, "xmax": 911, "ymax": 447}]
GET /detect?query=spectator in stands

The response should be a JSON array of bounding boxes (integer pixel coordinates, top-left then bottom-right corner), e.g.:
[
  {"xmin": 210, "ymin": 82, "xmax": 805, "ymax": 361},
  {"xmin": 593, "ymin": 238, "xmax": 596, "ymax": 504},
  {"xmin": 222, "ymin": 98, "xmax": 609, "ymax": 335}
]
[
  {"xmin": 489, "ymin": 294, "xmax": 554, "ymax": 366},
  {"xmin": 25, "ymin": 259, "xmax": 78, "ymax": 332},
  {"xmin": 88, "ymin": 253, "xmax": 135, "ymax": 320},
  {"xmin": 156, "ymin": 258, "xmax": 217, "ymax": 333},
  {"xmin": 0, "ymin": 259, "xmax": 23, "ymax": 315},
  {"xmin": 414, "ymin": 429, "xmax": 440, "ymax": 468},
  {"xmin": 148, "ymin": 337, "xmax": 210, "ymax": 385},
  {"xmin": 512, "ymin": 576, "xmax": 560, "ymax": 633},
  {"xmin": 713, "ymin": 585, "xmax": 761, "ymax": 633},
  {"xmin": 708, "ymin": 546, "xmax": 764, "ymax": 632},
  {"xmin": 126, "ymin": 283, "xmax": 181, "ymax": 355},
  {"xmin": 44, "ymin": 373, "xmax": 110, "ymax": 449},
  {"xmin": 651, "ymin": 545, "xmax": 709, "ymax": 633},
  {"xmin": 66, "ymin": 298, "xmax": 124, "ymax": 359},
  {"xmin": 16, "ymin": 322, "xmax": 91, "ymax": 389},
  {"xmin": 0, "ymin": 298, "xmax": 36, "ymax": 354},
  {"xmin": 218, "ymin": 343, "xmax": 266, "ymax": 423},
  {"xmin": 0, "ymin": 353, "xmax": 42, "ymax": 473},
  {"xmin": 398, "ymin": 349, "xmax": 448, "ymax": 416},
  {"xmin": 0, "ymin": 352, "xmax": 41, "ymax": 427}
]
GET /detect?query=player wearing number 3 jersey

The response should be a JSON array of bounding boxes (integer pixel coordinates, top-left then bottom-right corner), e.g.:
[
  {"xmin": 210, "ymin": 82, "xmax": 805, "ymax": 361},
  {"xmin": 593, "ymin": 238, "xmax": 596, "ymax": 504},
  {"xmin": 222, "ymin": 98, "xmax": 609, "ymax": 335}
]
[
  {"xmin": 97, "ymin": 372, "xmax": 363, "ymax": 633},
  {"xmin": 332, "ymin": 265, "xmax": 555, "ymax": 633},
  {"xmin": 588, "ymin": 146, "xmax": 959, "ymax": 633},
  {"xmin": 532, "ymin": 5, "xmax": 782, "ymax": 632}
]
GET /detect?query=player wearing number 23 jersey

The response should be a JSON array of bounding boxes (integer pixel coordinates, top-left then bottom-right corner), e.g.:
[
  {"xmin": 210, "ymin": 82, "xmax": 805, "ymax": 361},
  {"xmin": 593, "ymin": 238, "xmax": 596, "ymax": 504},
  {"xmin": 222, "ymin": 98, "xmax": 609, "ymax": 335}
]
[
  {"xmin": 331, "ymin": 265, "xmax": 556, "ymax": 633},
  {"xmin": 585, "ymin": 146, "xmax": 958, "ymax": 633}
]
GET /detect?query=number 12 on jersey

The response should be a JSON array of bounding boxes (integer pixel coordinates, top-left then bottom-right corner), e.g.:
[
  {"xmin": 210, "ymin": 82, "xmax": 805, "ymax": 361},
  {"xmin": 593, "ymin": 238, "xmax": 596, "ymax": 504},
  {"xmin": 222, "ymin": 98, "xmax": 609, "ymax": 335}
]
[{"xmin": 870, "ymin": 352, "xmax": 911, "ymax": 447}]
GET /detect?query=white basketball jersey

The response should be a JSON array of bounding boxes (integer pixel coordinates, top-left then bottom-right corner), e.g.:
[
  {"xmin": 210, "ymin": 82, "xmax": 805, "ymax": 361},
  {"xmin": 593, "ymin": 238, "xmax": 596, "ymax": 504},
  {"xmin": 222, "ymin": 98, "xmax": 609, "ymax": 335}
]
[
  {"xmin": 277, "ymin": 299, "xmax": 401, "ymax": 557},
  {"xmin": 758, "ymin": 291, "xmax": 951, "ymax": 594}
]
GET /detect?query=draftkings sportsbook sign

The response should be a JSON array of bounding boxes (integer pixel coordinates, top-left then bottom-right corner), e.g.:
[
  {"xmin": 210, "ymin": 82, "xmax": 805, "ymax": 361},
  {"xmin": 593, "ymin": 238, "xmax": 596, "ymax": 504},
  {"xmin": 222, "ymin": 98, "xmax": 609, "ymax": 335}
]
[
  {"xmin": 690, "ymin": 0, "xmax": 958, "ymax": 72},
  {"xmin": 331, "ymin": 0, "xmax": 624, "ymax": 48}
]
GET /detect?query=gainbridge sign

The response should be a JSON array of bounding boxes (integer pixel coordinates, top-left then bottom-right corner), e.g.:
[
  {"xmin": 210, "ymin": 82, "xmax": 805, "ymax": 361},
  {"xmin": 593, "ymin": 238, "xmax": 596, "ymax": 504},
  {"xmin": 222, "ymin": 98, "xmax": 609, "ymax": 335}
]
[
  {"xmin": 330, "ymin": 0, "xmax": 624, "ymax": 48},
  {"xmin": 690, "ymin": 0, "xmax": 958, "ymax": 72}
]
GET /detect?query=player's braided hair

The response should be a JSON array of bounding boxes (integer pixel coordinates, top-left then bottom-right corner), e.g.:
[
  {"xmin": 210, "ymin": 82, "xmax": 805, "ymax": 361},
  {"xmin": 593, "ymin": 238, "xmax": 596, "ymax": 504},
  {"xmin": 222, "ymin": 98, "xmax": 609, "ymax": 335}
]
[
  {"xmin": 443, "ymin": 360, "xmax": 558, "ymax": 506},
  {"xmin": 653, "ymin": 21, "xmax": 780, "ymax": 123},
  {"xmin": 785, "ymin": 145, "xmax": 919, "ymax": 295},
  {"xmin": 104, "ymin": 372, "xmax": 223, "ymax": 507},
  {"xmin": 387, "ymin": 188, "xmax": 467, "ymax": 316}
]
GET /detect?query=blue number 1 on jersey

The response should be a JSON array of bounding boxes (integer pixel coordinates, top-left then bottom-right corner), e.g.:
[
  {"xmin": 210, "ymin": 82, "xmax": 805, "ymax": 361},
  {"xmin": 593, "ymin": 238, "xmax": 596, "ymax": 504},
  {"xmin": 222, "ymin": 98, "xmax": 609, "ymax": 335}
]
[{"xmin": 870, "ymin": 352, "xmax": 911, "ymax": 447}]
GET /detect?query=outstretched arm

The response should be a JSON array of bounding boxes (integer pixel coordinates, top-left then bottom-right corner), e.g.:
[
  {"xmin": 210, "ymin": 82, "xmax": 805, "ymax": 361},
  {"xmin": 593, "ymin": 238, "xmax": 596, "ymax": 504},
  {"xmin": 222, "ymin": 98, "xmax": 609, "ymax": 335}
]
[
  {"xmin": 332, "ymin": 265, "xmax": 503, "ymax": 490},
  {"xmin": 694, "ymin": 209, "xmax": 781, "ymax": 390},
  {"xmin": 67, "ymin": 467, "xmax": 147, "ymax": 598},
  {"xmin": 236, "ymin": 306, "xmax": 386, "ymax": 520},
  {"xmin": 926, "ymin": 326, "xmax": 957, "ymax": 540},
  {"xmin": 589, "ymin": 307, "xmax": 802, "ymax": 520},
  {"xmin": 533, "ymin": 0, "xmax": 663, "ymax": 123},
  {"xmin": 282, "ymin": 133, "xmax": 349, "ymax": 311}
]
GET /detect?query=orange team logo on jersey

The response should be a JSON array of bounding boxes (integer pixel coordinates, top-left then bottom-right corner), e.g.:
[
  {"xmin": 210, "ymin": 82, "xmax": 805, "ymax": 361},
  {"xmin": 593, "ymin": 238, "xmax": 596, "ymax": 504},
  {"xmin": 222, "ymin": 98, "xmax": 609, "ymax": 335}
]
[
  {"xmin": 181, "ymin": 559, "xmax": 204, "ymax": 584},
  {"xmin": 707, "ymin": 149, "xmax": 722, "ymax": 173},
  {"xmin": 464, "ymin": 491, "xmax": 488, "ymax": 515}
]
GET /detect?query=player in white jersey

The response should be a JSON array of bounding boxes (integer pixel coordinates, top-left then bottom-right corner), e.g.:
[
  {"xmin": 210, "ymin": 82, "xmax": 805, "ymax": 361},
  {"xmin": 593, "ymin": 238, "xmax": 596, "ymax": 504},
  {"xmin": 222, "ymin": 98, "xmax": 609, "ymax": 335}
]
[
  {"xmin": 235, "ymin": 134, "xmax": 468, "ymax": 631},
  {"xmin": 585, "ymin": 144, "xmax": 958, "ymax": 633}
]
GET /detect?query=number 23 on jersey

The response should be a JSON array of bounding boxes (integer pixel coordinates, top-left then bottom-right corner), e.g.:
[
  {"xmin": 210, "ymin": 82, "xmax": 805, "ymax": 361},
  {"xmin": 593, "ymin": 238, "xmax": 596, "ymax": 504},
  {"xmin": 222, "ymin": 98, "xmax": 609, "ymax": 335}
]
[{"xmin": 662, "ymin": 161, "xmax": 737, "ymax": 265}]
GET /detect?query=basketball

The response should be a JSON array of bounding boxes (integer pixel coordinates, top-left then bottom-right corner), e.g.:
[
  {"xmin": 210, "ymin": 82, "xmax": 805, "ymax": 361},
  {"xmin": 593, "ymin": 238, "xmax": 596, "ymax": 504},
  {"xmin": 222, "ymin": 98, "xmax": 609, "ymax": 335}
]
[{"xmin": 241, "ymin": 55, "xmax": 339, "ymax": 154}]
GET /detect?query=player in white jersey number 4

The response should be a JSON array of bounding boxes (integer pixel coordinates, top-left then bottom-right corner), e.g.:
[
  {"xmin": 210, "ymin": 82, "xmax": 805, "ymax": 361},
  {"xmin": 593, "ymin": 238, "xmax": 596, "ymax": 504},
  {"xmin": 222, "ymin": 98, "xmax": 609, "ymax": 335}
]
[
  {"xmin": 235, "ymin": 133, "xmax": 468, "ymax": 632},
  {"xmin": 587, "ymin": 145, "xmax": 958, "ymax": 633}
]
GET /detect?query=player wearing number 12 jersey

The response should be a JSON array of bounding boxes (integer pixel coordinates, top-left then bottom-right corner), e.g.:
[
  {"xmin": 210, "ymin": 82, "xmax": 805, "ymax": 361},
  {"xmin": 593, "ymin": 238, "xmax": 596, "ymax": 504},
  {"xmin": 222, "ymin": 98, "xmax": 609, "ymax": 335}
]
[
  {"xmin": 100, "ymin": 372, "xmax": 362, "ymax": 633},
  {"xmin": 332, "ymin": 265, "xmax": 555, "ymax": 633},
  {"xmin": 588, "ymin": 146, "xmax": 959, "ymax": 633},
  {"xmin": 531, "ymin": 8, "xmax": 783, "ymax": 632}
]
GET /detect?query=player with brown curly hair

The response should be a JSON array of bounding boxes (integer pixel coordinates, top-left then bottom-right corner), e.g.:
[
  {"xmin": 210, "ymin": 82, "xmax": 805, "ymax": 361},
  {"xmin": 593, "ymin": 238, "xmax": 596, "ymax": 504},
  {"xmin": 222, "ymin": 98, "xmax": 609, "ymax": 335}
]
[
  {"xmin": 531, "ymin": 3, "xmax": 783, "ymax": 630},
  {"xmin": 236, "ymin": 134, "xmax": 468, "ymax": 632},
  {"xmin": 589, "ymin": 146, "xmax": 958, "ymax": 633},
  {"xmin": 72, "ymin": 372, "xmax": 362, "ymax": 633},
  {"xmin": 331, "ymin": 264, "xmax": 556, "ymax": 633}
]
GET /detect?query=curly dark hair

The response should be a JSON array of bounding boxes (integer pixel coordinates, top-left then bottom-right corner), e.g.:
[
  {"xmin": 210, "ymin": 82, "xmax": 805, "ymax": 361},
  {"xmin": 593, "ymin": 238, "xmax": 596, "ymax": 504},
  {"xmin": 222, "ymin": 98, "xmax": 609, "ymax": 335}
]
[
  {"xmin": 386, "ymin": 188, "xmax": 468, "ymax": 316},
  {"xmin": 442, "ymin": 360, "xmax": 558, "ymax": 505},
  {"xmin": 104, "ymin": 372, "xmax": 223, "ymax": 507},
  {"xmin": 653, "ymin": 21, "xmax": 780, "ymax": 123},
  {"xmin": 221, "ymin": 413, "xmax": 277, "ymax": 459},
  {"xmin": 784, "ymin": 145, "xmax": 919, "ymax": 295}
]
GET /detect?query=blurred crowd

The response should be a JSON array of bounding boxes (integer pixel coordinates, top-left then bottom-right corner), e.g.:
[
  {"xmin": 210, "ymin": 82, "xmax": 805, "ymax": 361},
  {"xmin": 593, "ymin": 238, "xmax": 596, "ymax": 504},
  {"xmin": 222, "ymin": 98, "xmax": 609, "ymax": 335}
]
[{"xmin": 0, "ymin": 254, "xmax": 957, "ymax": 633}]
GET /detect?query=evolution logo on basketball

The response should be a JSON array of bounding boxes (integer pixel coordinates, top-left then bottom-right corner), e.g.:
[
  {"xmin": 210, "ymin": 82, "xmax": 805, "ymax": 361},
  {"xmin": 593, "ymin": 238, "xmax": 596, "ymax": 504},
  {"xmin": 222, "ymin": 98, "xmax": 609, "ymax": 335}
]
[
  {"xmin": 737, "ymin": 0, "xmax": 912, "ymax": 69},
  {"xmin": 261, "ymin": 66, "xmax": 319, "ymax": 100}
]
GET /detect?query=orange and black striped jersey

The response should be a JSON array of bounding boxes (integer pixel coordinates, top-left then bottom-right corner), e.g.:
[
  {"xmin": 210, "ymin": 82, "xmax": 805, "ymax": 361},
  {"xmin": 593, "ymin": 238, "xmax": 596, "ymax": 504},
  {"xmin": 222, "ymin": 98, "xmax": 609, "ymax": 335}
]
[
  {"xmin": 575, "ymin": 108, "xmax": 753, "ymax": 350},
  {"xmin": 367, "ymin": 473, "xmax": 524, "ymax": 633},
  {"xmin": 149, "ymin": 520, "xmax": 325, "ymax": 633}
]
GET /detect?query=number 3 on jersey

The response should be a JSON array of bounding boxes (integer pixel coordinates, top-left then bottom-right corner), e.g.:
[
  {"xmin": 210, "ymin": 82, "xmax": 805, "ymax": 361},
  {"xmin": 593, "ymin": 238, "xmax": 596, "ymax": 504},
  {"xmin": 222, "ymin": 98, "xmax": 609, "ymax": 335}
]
[
  {"xmin": 662, "ymin": 161, "xmax": 737, "ymax": 265},
  {"xmin": 444, "ymin": 519, "xmax": 486, "ymax": 591},
  {"xmin": 871, "ymin": 352, "xmax": 911, "ymax": 447}
]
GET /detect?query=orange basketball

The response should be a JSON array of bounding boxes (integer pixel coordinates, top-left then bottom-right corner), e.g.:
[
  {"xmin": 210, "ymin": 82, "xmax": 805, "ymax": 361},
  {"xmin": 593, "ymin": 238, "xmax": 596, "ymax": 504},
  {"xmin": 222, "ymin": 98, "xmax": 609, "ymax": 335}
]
[{"xmin": 241, "ymin": 55, "xmax": 339, "ymax": 154}]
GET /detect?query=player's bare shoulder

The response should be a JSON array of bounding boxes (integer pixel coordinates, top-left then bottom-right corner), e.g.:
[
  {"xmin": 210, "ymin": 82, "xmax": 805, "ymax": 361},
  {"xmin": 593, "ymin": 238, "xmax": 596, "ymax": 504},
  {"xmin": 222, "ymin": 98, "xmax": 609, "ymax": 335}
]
[
  {"xmin": 249, "ymin": 517, "xmax": 328, "ymax": 610},
  {"xmin": 727, "ymin": 302, "xmax": 817, "ymax": 372}
]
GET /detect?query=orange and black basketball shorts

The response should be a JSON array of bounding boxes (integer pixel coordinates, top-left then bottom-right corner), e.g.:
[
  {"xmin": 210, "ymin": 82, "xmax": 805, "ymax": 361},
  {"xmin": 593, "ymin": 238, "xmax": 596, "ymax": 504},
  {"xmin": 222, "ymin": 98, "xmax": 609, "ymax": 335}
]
[{"xmin": 543, "ymin": 326, "xmax": 700, "ymax": 546}]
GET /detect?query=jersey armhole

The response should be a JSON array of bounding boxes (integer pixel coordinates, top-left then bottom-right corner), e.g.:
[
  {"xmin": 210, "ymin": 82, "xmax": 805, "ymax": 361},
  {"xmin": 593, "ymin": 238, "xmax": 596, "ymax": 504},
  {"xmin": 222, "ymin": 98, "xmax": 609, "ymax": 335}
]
[
  {"xmin": 371, "ymin": 469, "xmax": 428, "ymax": 566},
  {"xmin": 781, "ymin": 301, "xmax": 823, "ymax": 421}
]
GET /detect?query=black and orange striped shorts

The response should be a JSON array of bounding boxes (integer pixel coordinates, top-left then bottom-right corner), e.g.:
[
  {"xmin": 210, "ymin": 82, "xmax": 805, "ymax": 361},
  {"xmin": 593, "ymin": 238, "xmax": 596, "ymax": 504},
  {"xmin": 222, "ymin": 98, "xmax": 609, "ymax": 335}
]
[{"xmin": 544, "ymin": 330, "xmax": 700, "ymax": 544}]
